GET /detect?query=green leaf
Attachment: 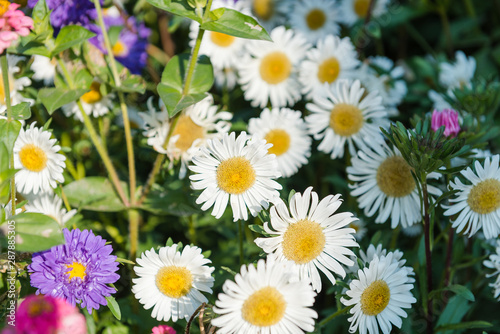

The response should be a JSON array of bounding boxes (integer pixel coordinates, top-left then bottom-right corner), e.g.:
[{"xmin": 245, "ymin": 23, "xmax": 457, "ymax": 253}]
[
  {"xmin": 14, "ymin": 40, "xmax": 52, "ymax": 57},
  {"xmin": 119, "ymin": 76, "xmax": 146, "ymax": 94},
  {"xmin": 202, "ymin": 8, "xmax": 271, "ymax": 41},
  {"xmin": 436, "ymin": 295, "xmax": 471, "ymax": 332},
  {"xmin": 11, "ymin": 103, "xmax": 31, "ymax": 121},
  {"xmin": 141, "ymin": 190, "xmax": 200, "ymax": 216},
  {"xmin": 248, "ymin": 224, "xmax": 272, "ymax": 237},
  {"xmin": 108, "ymin": 26, "xmax": 124, "ymax": 47},
  {"xmin": 52, "ymin": 25, "xmax": 95, "ymax": 55},
  {"xmin": 105, "ymin": 296, "xmax": 122, "ymax": 320},
  {"xmin": 63, "ymin": 177, "xmax": 128, "ymax": 212},
  {"xmin": 436, "ymin": 321, "xmax": 492, "ymax": 332},
  {"xmin": 0, "ymin": 119, "xmax": 21, "ymax": 154},
  {"xmin": 429, "ymin": 284, "xmax": 475, "ymax": 302},
  {"xmin": 146, "ymin": 0, "xmax": 201, "ymax": 23},
  {"xmin": 10, "ymin": 212, "xmax": 64, "ymax": 252},
  {"xmin": 116, "ymin": 257, "xmax": 136, "ymax": 265},
  {"xmin": 39, "ymin": 87, "xmax": 88, "ymax": 114},
  {"xmin": 32, "ymin": 0, "xmax": 53, "ymax": 38}
]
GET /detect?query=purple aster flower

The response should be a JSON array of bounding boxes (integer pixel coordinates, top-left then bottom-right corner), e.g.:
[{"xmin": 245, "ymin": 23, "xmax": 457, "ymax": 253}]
[
  {"xmin": 90, "ymin": 11, "xmax": 151, "ymax": 75},
  {"xmin": 28, "ymin": 228, "xmax": 120, "ymax": 314}
]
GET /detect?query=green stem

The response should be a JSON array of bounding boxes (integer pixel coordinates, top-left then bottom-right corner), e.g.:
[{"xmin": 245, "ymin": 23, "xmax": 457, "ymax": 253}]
[
  {"xmin": 421, "ymin": 177, "xmax": 434, "ymax": 334},
  {"xmin": 93, "ymin": 0, "xmax": 137, "ymax": 205},
  {"xmin": 239, "ymin": 220, "xmax": 244, "ymax": 266},
  {"xmin": 318, "ymin": 307, "xmax": 350, "ymax": 327},
  {"xmin": 404, "ymin": 23, "xmax": 437, "ymax": 57},
  {"xmin": 1, "ymin": 55, "xmax": 15, "ymax": 208},
  {"xmin": 128, "ymin": 209, "xmax": 140, "ymax": 261},
  {"xmin": 57, "ymin": 57, "xmax": 129, "ymax": 206},
  {"xmin": 438, "ymin": 6, "xmax": 453, "ymax": 56}
]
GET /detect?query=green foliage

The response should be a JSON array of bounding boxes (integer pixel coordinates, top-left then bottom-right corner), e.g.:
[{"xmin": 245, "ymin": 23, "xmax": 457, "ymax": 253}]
[
  {"xmin": 202, "ymin": 8, "xmax": 271, "ymax": 41},
  {"xmin": 106, "ymin": 295, "xmax": 122, "ymax": 321},
  {"xmin": 63, "ymin": 177, "xmax": 128, "ymax": 212},
  {"xmin": 38, "ymin": 87, "xmax": 88, "ymax": 115},
  {"xmin": 0, "ymin": 119, "xmax": 21, "ymax": 156},
  {"xmin": 8, "ymin": 212, "xmax": 64, "ymax": 252},
  {"xmin": 52, "ymin": 25, "xmax": 96, "ymax": 56},
  {"xmin": 11, "ymin": 103, "xmax": 32, "ymax": 121}
]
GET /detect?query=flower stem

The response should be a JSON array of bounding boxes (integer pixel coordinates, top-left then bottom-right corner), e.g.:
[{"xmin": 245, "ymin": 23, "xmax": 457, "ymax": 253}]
[
  {"xmin": 318, "ymin": 307, "xmax": 350, "ymax": 328},
  {"xmin": 57, "ymin": 57, "xmax": 129, "ymax": 206},
  {"xmin": 128, "ymin": 209, "xmax": 140, "ymax": 260},
  {"xmin": 239, "ymin": 220, "xmax": 244, "ymax": 266},
  {"xmin": 1, "ymin": 55, "xmax": 15, "ymax": 207},
  {"xmin": 421, "ymin": 178, "xmax": 434, "ymax": 334},
  {"xmin": 93, "ymin": 0, "xmax": 137, "ymax": 206}
]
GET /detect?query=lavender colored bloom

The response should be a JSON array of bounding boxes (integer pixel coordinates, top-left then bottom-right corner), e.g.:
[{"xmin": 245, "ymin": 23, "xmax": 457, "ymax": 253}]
[
  {"xmin": 90, "ymin": 13, "xmax": 151, "ymax": 74},
  {"xmin": 28, "ymin": 228, "xmax": 120, "ymax": 314},
  {"xmin": 431, "ymin": 108, "xmax": 461, "ymax": 137}
]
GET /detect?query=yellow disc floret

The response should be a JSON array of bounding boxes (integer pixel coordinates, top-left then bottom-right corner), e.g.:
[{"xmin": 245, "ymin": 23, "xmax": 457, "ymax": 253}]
[
  {"xmin": 155, "ymin": 266, "xmax": 193, "ymax": 299},
  {"xmin": 317, "ymin": 57, "xmax": 341, "ymax": 84},
  {"xmin": 306, "ymin": 8, "xmax": 327, "ymax": 30},
  {"xmin": 259, "ymin": 52, "xmax": 292, "ymax": 85},
  {"xmin": 171, "ymin": 115, "xmax": 205, "ymax": 152},
  {"xmin": 354, "ymin": 0, "xmax": 371, "ymax": 18},
  {"xmin": 264, "ymin": 129, "xmax": 291, "ymax": 156},
  {"xmin": 81, "ymin": 82, "xmax": 103, "ymax": 104},
  {"xmin": 112, "ymin": 40, "xmax": 128, "ymax": 57},
  {"xmin": 253, "ymin": 0, "xmax": 274, "ymax": 21},
  {"xmin": 282, "ymin": 219, "xmax": 326, "ymax": 264},
  {"xmin": 242, "ymin": 286, "xmax": 287, "ymax": 326},
  {"xmin": 467, "ymin": 179, "xmax": 500, "ymax": 214},
  {"xmin": 19, "ymin": 144, "xmax": 48, "ymax": 172},
  {"xmin": 329, "ymin": 103, "xmax": 364, "ymax": 137},
  {"xmin": 360, "ymin": 279, "xmax": 391, "ymax": 316},
  {"xmin": 216, "ymin": 157, "xmax": 256, "ymax": 195},
  {"xmin": 0, "ymin": 1, "xmax": 10, "ymax": 16},
  {"xmin": 66, "ymin": 262, "xmax": 87, "ymax": 281},
  {"xmin": 376, "ymin": 156, "xmax": 416, "ymax": 198},
  {"xmin": 210, "ymin": 31, "xmax": 236, "ymax": 47}
]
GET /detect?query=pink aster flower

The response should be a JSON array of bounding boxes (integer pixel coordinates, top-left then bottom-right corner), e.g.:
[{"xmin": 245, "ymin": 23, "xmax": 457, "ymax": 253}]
[
  {"xmin": 151, "ymin": 325, "xmax": 176, "ymax": 334},
  {"xmin": 0, "ymin": 2, "xmax": 34, "ymax": 54},
  {"xmin": 431, "ymin": 108, "xmax": 461, "ymax": 137}
]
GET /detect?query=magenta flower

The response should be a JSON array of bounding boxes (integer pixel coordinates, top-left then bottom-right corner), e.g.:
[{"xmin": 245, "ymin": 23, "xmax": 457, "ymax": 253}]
[
  {"xmin": 0, "ymin": 2, "xmax": 34, "ymax": 54},
  {"xmin": 151, "ymin": 325, "xmax": 176, "ymax": 334},
  {"xmin": 431, "ymin": 109, "xmax": 460, "ymax": 137}
]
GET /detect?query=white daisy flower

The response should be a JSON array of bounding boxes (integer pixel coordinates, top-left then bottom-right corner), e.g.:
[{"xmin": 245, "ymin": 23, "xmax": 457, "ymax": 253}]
[
  {"xmin": 140, "ymin": 97, "xmax": 170, "ymax": 154},
  {"xmin": 255, "ymin": 186, "xmax": 358, "ymax": 292},
  {"xmin": 349, "ymin": 218, "xmax": 367, "ymax": 240},
  {"xmin": 306, "ymin": 79, "xmax": 389, "ymax": 159},
  {"xmin": 289, "ymin": 0, "xmax": 340, "ymax": 44},
  {"xmin": 13, "ymin": 123, "xmax": 66, "ymax": 195},
  {"xmin": 211, "ymin": 257, "xmax": 318, "ymax": 333},
  {"xmin": 214, "ymin": 66, "xmax": 239, "ymax": 91},
  {"xmin": 62, "ymin": 81, "xmax": 114, "ymax": 121},
  {"xmin": 189, "ymin": 0, "xmax": 249, "ymax": 70},
  {"xmin": 439, "ymin": 51, "xmax": 476, "ymax": 90},
  {"xmin": 484, "ymin": 240, "xmax": 500, "ymax": 300},
  {"xmin": 428, "ymin": 90, "xmax": 453, "ymax": 111},
  {"xmin": 24, "ymin": 194, "xmax": 76, "ymax": 227},
  {"xmin": 401, "ymin": 224, "xmax": 422, "ymax": 237},
  {"xmin": 30, "ymin": 55, "xmax": 57, "ymax": 86},
  {"xmin": 299, "ymin": 35, "xmax": 360, "ymax": 100},
  {"xmin": 0, "ymin": 55, "xmax": 34, "ymax": 116},
  {"xmin": 189, "ymin": 131, "xmax": 282, "ymax": 221},
  {"xmin": 347, "ymin": 143, "xmax": 442, "ymax": 229},
  {"xmin": 341, "ymin": 253, "xmax": 417, "ymax": 334},
  {"xmin": 1, "ymin": 200, "xmax": 22, "ymax": 221},
  {"xmin": 132, "ymin": 244, "xmax": 215, "ymax": 322},
  {"xmin": 238, "ymin": 25, "xmax": 310, "ymax": 108},
  {"xmin": 248, "ymin": 107, "xmax": 311, "ymax": 178},
  {"xmin": 339, "ymin": 0, "xmax": 390, "ymax": 27},
  {"xmin": 443, "ymin": 155, "xmax": 500, "ymax": 239},
  {"xmin": 115, "ymin": 106, "xmax": 145, "ymax": 132},
  {"xmin": 242, "ymin": 0, "xmax": 293, "ymax": 32}
]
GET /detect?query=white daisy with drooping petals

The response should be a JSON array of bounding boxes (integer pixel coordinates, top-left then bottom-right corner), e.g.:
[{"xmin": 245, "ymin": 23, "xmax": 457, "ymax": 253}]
[
  {"xmin": 338, "ymin": 0, "xmax": 390, "ymax": 27},
  {"xmin": 299, "ymin": 35, "xmax": 359, "ymax": 100},
  {"xmin": 30, "ymin": 55, "xmax": 57, "ymax": 85},
  {"xmin": 444, "ymin": 155, "xmax": 500, "ymax": 239},
  {"xmin": 25, "ymin": 194, "xmax": 76, "ymax": 227},
  {"xmin": 13, "ymin": 123, "xmax": 66, "ymax": 195},
  {"xmin": 238, "ymin": 25, "xmax": 310, "ymax": 108},
  {"xmin": 62, "ymin": 81, "xmax": 114, "ymax": 121},
  {"xmin": 0, "ymin": 55, "xmax": 34, "ymax": 116},
  {"xmin": 211, "ymin": 257, "xmax": 318, "ymax": 334},
  {"xmin": 189, "ymin": 131, "xmax": 282, "ymax": 221},
  {"xmin": 132, "ymin": 244, "xmax": 215, "ymax": 322},
  {"xmin": 248, "ymin": 107, "xmax": 311, "ymax": 178},
  {"xmin": 439, "ymin": 50, "xmax": 476, "ymax": 90},
  {"xmin": 306, "ymin": 79, "xmax": 389, "ymax": 159},
  {"xmin": 347, "ymin": 143, "xmax": 442, "ymax": 229},
  {"xmin": 289, "ymin": 0, "xmax": 340, "ymax": 44},
  {"xmin": 341, "ymin": 253, "xmax": 417, "ymax": 334},
  {"xmin": 255, "ymin": 187, "xmax": 358, "ymax": 292}
]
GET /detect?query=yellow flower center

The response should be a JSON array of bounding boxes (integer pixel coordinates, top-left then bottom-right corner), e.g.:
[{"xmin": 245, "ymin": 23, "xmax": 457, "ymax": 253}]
[
  {"xmin": 253, "ymin": 0, "xmax": 274, "ymax": 21},
  {"xmin": 350, "ymin": 222, "xmax": 360, "ymax": 232},
  {"xmin": 112, "ymin": 40, "xmax": 128, "ymax": 57},
  {"xmin": 259, "ymin": 51, "xmax": 292, "ymax": 85},
  {"xmin": 306, "ymin": 8, "xmax": 326, "ymax": 30},
  {"xmin": 66, "ymin": 262, "xmax": 87, "ymax": 281},
  {"xmin": 0, "ymin": 72, "xmax": 14, "ymax": 104},
  {"xmin": 467, "ymin": 179, "xmax": 500, "ymax": 214},
  {"xmin": 361, "ymin": 280, "xmax": 391, "ymax": 316},
  {"xmin": 27, "ymin": 296, "xmax": 54, "ymax": 317},
  {"xmin": 210, "ymin": 31, "xmax": 236, "ymax": 47},
  {"xmin": 81, "ymin": 82, "xmax": 103, "ymax": 104},
  {"xmin": 171, "ymin": 115, "xmax": 205, "ymax": 152},
  {"xmin": 376, "ymin": 156, "xmax": 416, "ymax": 198},
  {"xmin": 0, "ymin": 1, "xmax": 10, "ymax": 16},
  {"xmin": 329, "ymin": 103, "xmax": 364, "ymax": 137},
  {"xmin": 354, "ymin": 0, "xmax": 371, "ymax": 18},
  {"xmin": 264, "ymin": 129, "xmax": 290, "ymax": 156},
  {"xmin": 242, "ymin": 286, "xmax": 286, "ymax": 327},
  {"xmin": 19, "ymin": 144, "xmax": 48, "ymax": 172},
  {"xmin": 282, "ymin": 219, "xmax": 326, "ymax": 264},
  {"xmin": 216, "ymin": 157, "xmax": 256, "ymax": 195},
  {"xmin": 317, "ymin": 57, "xmax": 340, "ymax": 84},
  {"xmin": 155, "ymin": 266, "xmax": 193, "ymax": 299}
]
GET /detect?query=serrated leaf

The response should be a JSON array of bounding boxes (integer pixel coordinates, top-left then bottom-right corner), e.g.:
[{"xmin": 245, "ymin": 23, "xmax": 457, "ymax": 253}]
[
  {"xmin": 39, "ymin": 87, "xmax": 88, "ymax": 114},
  {"xmin": 202, "ymin": 8, "xmax": 271, "ymax": 41},
  {"xmin": 10, "ymin": 212, "xmax": 64, "ymax": 252},
  {"xmin": 146, "ymin": 0, "xmax": 201, "ymax": 22},
  {"xmin": 63, "ymin": 177, "xmax": 128, "ymax": 212},
  {"xmin": 11, "ymin": 102, "xmax": 31, "ymax": 121},
  {"xmin": 105, "ymin": 296, "xmax": 122, "ymax": 320},
  {"xmin": 0, "ymin": 119, "xmax": 21, "ymax": 154},
  {"xmin": 52, "ymin": 25, "xmax": 95, "ymax": 55}
]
